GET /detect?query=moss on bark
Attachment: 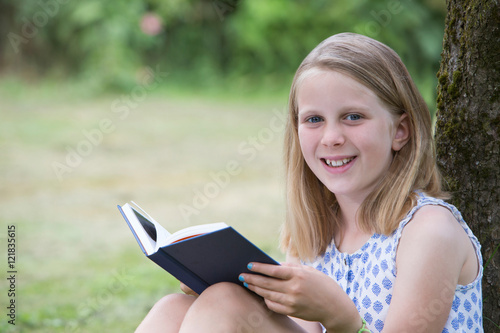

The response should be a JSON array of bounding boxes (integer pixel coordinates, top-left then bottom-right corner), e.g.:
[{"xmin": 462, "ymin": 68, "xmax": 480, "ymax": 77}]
[{"xmin": 435, "ymin": 0, "xmax": 500, "ymax": 329}]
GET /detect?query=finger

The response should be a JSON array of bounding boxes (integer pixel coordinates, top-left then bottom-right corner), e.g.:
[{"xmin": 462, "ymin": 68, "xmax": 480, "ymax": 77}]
[
  {"xmin": 247, "ymin": 262, "xmax": 295, "ymax": 280},
  {"xmin": 280, "ymin": 261, "xmax": 301, "ymax": 267},
  {"xmin": 245, "ymin": 280, "xmax": 291, "ymax": 308},
  {"xmin": 180, "ymin": 283, "xmax": 198, "ymax": 296},
  {"xmin": 263, "ymin": 297, "xmax": 294, "ymax": 316},
  {"xmin": 240, "ymin": 272, "xmax": 285, "ymax": 293}
]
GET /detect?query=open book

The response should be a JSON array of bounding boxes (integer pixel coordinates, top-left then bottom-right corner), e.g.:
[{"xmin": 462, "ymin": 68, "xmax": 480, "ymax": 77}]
[{"xmin": 118, "ymin": 202, "xmax": 279, "ymax": 294}]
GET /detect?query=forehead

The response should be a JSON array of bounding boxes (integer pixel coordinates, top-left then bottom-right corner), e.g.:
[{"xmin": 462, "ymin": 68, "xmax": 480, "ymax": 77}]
[{"xmin": 296, "ymin": 69, "xmax": 384, "ymax": 112}]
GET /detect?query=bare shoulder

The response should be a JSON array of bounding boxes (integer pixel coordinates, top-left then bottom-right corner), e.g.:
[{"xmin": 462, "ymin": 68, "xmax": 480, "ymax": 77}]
[
  {"xmin": 396, "ymin": 204, "xmax": 468, "ymax": 270},
  {"xmin": 386, "ymin": 204, "xmax": 479, "ymax": 330},
  {"xmin": 397, "ymin": 203, "xmax": 478, "ymax": 285},
  {"xmin": 401, "ymin": 204, "xmax": 465, "ymax": 244}
]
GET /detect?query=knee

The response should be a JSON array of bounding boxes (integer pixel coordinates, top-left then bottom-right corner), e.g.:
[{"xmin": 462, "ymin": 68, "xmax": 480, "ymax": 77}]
[
  {"xmin": 197, "ymin": 282, "xmax": 263, "ymax": 313},
  {"xmin": 136, "ymin": 294, "xmax": 195, "ymax": 332},
  {"xmin": 186, "ymin": 283, "xmax": 271, "ymax": 331},
  {"xmin": 151, "ymin": 293, "xmax": 195, "ymax": 315},
  {"xmin": 200, "ymin": 282, "xmax": 249, "ymax": 302}
]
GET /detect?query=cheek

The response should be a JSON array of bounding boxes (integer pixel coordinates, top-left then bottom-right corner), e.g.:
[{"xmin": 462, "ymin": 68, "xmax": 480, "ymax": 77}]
[
  {"xmin": 298, "ymin": 128, "xmax": 316, "ymax": 157},
  {"xmin": 355, "ymin": 127, "xmax": 394, "ymax": 164}
]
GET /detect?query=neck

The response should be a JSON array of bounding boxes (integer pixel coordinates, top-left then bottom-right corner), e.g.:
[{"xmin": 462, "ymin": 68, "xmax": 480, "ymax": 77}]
[
  {"xmin": 335, "ymin": 194, "xmax": 363, "ymax": 228},
  {"xmin": 334, "ymin": 194, "xmax": 373, "ymax": 253}
]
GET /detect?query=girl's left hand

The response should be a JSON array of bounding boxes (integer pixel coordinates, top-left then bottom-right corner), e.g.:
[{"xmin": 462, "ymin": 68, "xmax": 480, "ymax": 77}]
[
  {"xmin": 239, "ymin": 262, "xmax": 361, "ymax": 330},
  {"xmin": 180, "ymin": 282, "xmax": 199, "ymax": 297}
]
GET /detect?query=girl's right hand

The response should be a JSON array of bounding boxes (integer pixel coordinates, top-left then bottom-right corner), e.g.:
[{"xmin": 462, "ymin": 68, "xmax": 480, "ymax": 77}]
[
  {"xmin": 180, "ymin": 282, "xmax": 199, "ymax": 297},
  {"xmin": 240, "ymin": 262, "xmax": 362, "ymax": 332}
]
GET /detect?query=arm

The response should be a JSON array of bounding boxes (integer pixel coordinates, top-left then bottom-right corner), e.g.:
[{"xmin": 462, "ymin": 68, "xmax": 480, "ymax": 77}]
[
  {"xmin": 240, "ymin": 254, "xmax": 362, "ymax": 332},
  {"xmin": 382, "ymin": 205, "xmax": 477, "ymax": 332},
  {"xmin": 285, "ymin": 255, "xmax": 325, "ymax": 333}
]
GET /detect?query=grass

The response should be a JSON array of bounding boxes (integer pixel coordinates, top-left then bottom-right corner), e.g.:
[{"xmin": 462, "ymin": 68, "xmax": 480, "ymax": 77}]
[
  {"xmin": 2, "ymin": 76, "xmax": 493, "ymax": 331},
  {"xmin": 0, "ymin": 79, "xmax": 289, "ymax": 332}
]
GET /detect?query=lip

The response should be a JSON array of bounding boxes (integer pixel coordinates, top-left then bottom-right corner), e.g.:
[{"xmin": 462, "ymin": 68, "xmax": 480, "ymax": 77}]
[
  {"xmin": 322, "ymin": 155, "xmax": 355, "ymax": 161},
  {"xmin": 320, "ymin": 156, "xmax": 357, "ymax": 174}
]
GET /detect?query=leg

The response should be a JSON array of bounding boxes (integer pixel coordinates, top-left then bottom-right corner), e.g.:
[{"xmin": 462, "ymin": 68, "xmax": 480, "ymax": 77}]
[
  {"xmin": 136, "ymin": 293, "xmax": 196, "ymax": 333},
  {"xmin": 179, "ymin": 282, "xmax": 308, "ymax": 333}
]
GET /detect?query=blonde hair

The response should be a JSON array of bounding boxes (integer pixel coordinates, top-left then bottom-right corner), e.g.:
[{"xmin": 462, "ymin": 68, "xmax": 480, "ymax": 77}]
[{"xmin": 281, "ymin": 33, "xmax": 448, "ymax": 261}]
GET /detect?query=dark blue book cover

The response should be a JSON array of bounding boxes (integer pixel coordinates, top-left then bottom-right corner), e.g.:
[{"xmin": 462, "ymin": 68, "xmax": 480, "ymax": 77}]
[{"xmin": 118, "ymin": 204, "xmax": 279, "ymax": 295}]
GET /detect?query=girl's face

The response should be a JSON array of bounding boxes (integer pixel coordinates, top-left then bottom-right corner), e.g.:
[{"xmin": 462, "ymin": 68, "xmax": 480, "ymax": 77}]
[{"xmin": 297, "ymin": 70, "xmax": 408, "ymax": 204}]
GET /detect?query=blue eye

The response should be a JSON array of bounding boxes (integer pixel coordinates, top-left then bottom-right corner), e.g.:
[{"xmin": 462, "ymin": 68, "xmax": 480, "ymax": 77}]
[
  {"xmin": 307, "ymin": 116, "xmax": 322, "ymax": 123},
  {"xmin": 346, "ymin": 114, "xmax": 362, "ymax": 121}
]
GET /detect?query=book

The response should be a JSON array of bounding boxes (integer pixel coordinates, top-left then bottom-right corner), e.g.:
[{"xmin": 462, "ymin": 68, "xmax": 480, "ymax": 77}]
[{"xmin": 118, "ymin": 202, "xmax": 279, "ymax": 295}]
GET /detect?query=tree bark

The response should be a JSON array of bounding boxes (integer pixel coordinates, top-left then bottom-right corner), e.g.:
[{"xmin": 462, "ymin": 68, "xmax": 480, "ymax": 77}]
[{"xmin": 435, "ymin": 0, "xmax": 500, "ymax": 330}]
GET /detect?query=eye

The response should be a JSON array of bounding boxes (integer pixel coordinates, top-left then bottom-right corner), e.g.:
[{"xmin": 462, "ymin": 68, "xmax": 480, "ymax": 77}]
[
  {"xmin": 306, "ymin": 116, "xmax": 323, "ymax": 123},
  {"xmin": 345, "ymin": 114, "xmax": 362, "ymax": 121}
]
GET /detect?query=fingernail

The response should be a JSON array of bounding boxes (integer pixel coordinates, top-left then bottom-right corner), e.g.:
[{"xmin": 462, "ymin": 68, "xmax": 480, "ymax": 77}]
[
  {"xmin": 247, "ymin": 263, "xmax": 253, "ymax": 270},
  {"xmin": 243, "ymin": 282, "xmax": 248, "ymax": 288},
  {"xmin": 239, "ymin": 275, "xmax": 245, "ymax": 282}
]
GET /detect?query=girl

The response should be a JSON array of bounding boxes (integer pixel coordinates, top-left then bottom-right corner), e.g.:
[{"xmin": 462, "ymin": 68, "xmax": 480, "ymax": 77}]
[{"xmin": 136, "ymin": 33, "xmax": 483, "ymax": 332}]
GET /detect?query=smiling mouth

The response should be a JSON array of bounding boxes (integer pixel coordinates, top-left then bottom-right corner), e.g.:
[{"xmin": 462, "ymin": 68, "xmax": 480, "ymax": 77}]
[{"xmin": 322, "ymin": 157, "xmax": 355, "ymax": 167}]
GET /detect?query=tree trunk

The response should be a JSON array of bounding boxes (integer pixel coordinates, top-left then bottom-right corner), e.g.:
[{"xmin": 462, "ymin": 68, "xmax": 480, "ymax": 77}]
[{"xmin": 435, "ymin": 0, "xmax": 500, "ymax": 330}]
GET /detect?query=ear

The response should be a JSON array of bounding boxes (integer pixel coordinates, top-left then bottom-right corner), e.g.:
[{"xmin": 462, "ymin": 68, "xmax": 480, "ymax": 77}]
[{"xmin": 392, "ymin": 113, "xmax": 411, "ymax": 151}]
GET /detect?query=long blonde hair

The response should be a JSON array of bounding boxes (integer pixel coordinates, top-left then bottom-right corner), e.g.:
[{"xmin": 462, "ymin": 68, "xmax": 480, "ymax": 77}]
[{"xmin": 281, "ymin": 33, "xmax": 448, "ymax": 261}]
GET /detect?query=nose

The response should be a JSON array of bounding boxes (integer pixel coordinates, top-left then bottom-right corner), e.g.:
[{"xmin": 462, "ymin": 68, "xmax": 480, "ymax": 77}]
[{"xmin": 320, "ymin": 122, "xmax": 345, "ymax": 147}]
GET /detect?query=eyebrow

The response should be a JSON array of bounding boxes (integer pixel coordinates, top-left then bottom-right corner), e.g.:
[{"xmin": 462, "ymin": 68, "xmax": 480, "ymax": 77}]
[{"xmin": 297, "ymin": 105, "xmax": 371, "ymax": 115}]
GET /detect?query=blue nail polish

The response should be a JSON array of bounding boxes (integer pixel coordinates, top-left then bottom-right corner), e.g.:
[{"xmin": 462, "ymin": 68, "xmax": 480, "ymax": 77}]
[
  {"xmin": 247, "ymin": 263, "xmax": 253, "ymax": 270},
  {"xmin": 239, "ymin": 275, "xmax": 245, "ymax": 282},
  {"xmin": 243, "ymin": 282, "xmax": 248, "ymax": 288}
]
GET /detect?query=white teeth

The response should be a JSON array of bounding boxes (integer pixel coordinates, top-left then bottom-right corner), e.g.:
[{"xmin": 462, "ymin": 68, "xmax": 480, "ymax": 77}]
[{"xmin": 325, "ymin": 158, "xmax": 353, "ymax": 167}]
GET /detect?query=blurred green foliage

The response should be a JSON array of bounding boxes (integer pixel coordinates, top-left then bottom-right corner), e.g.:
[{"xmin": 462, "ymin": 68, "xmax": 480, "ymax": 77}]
[{"xmin": 1, "ymin": 0, "xmax": 445, "ymax": 108}]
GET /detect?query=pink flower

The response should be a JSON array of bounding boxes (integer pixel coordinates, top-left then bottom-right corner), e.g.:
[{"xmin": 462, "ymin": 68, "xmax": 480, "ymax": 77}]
[{"xmin": 140, "ymin": 13, "xmax": 163, "ymax": 36}]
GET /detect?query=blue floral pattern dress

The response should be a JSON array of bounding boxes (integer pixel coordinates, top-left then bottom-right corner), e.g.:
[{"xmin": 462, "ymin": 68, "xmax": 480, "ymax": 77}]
[{"xmin": 303, "ymin": 193, "xmax": 483, "ymax": 332}]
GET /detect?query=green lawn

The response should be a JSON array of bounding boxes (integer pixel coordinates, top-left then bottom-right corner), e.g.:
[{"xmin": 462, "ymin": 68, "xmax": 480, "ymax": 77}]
[{"xmin": 0, "ymin": 81, "xmax": 289, "ymax": 332}]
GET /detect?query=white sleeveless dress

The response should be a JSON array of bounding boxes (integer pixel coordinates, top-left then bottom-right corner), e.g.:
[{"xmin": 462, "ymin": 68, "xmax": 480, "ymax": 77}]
[{"xmin": 303, "ymin": 193, "xmax": 483, "ymax": 332}]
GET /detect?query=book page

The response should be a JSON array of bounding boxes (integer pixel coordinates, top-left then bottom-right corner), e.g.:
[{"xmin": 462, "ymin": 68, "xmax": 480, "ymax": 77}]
[
  {"xmin": 132, "ymin": 201, "xmax": 170, "ymax": 252},
  {"xmin": 163, "ymin": 222, "xmax": 229, "ymax": 246},
  {"xmin": 121, "ymin": 202, "xmax": 228, "ymax": 253},
  {"xmin": 120, "ymin": 204, "xmax": 156, "ymax": 255},
  {"xmin": 120, "ymin": 203, "xmax": 170, "ymax": 255},
  {"xmin": 128, "ymin": 202, "xmax": 171, "ymax": 253}
]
